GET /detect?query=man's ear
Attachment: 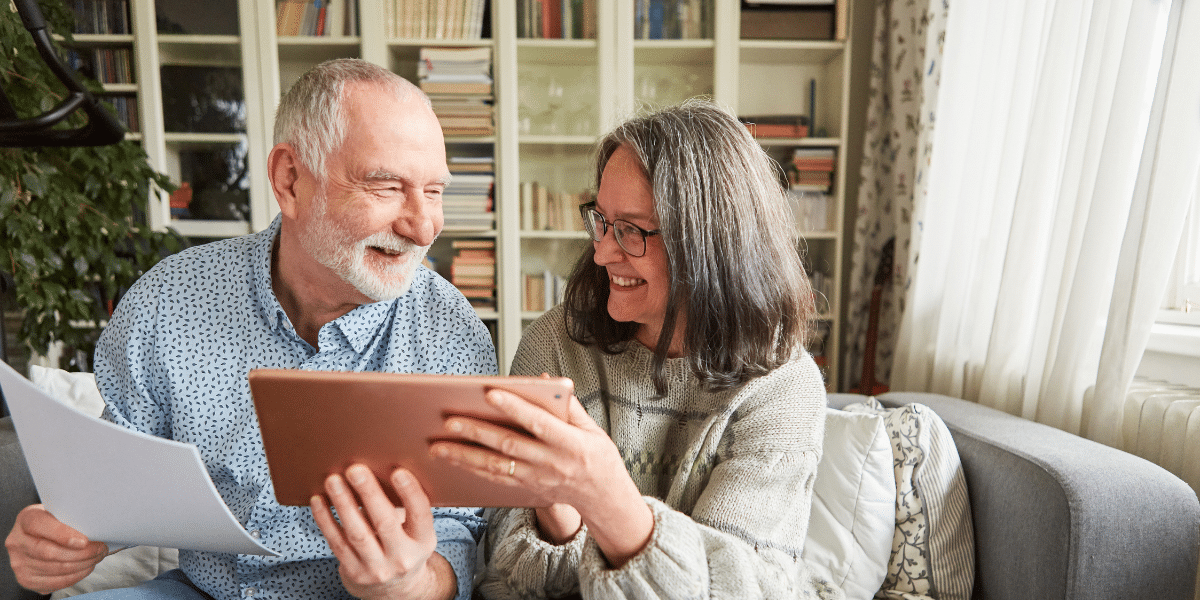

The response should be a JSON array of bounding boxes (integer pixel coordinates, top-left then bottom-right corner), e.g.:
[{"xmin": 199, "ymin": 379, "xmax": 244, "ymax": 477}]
[{"xmin": 268, "ymin": 143, "xmax": 304, "ymax": 219}]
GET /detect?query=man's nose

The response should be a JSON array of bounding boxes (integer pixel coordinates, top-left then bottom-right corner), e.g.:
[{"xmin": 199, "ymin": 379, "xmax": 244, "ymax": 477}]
[{"xmin": 393, "ymin": 194, "xmax": 442, "ymax": 247}]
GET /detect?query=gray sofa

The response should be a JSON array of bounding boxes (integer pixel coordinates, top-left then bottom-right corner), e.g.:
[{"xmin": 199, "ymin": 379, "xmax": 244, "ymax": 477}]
[{"xmin": 3, "ymin": 392, "xmax": 1199, "ymax": 600}]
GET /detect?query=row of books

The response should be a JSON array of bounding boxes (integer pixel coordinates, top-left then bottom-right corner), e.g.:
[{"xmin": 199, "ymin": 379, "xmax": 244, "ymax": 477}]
[
  {"xmin": 634, "ymin": 0, "xmax": 712, "ymax": 40},
  {"xmin": 102, "ymin": 94, "xmax": 138, "ymax": 132},
  {"xmin": 789, "ymin": 189, "xmax": 831, "ymax": 232},
  {"xmin": 66, "ymin": 47, "xmax": 134, "ymax": 85},
  {"xmin": 788, "ymin": 147, "xmax": 836, "ymax": 193},
  {"xmin": 419, "ymin": 47, "xmax": 495, "ymax": 136},
  {"xmin": 523, "ymin": 271, "xmax": 567, "ymax": 312},
  {"xmin": 517, "ymin": 0, "xmax": 597, "ymax": 39},
  {"xmin": 71, "ymin": 0, "xmax": 130, "ymax": 35},
  {"xmin": 385, "ymin": 0, "xmax": 489, "ymax": 40},
  {"xmin": 450, "ymin": 239, "xmax": 496, "ymax": 309},
  {"xmin": 807, "ymin": 266, "xmax": 832, "ymax": 316},
  {"xmin": 520, "ymin": 182, "xmax": 587, "ymax": 232},
  {"xmin": 276, "ymin": 0, "xmax": 360, "ymax": 37}
]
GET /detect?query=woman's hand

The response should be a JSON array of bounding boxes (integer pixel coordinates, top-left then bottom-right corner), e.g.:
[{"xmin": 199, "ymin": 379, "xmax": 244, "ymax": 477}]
[{"xmin": 430, "ymin": 389, "xmax": 654, "ymax": 567}]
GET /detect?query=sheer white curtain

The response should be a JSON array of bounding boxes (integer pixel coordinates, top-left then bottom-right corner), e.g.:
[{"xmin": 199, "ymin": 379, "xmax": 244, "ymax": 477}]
[{"xmin": 891, "ymin": 0, "xmax": 1200, "ymax": 445}]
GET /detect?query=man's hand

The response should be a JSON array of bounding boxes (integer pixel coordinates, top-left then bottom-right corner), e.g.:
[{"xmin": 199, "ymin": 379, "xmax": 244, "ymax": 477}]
[
  {"xmin": 5, "ymin": 504, "xmax": 108, "ymax": 594},
  {"xmin": 310, "ymin": 465, "xmax": 456, "ymax": 600}
]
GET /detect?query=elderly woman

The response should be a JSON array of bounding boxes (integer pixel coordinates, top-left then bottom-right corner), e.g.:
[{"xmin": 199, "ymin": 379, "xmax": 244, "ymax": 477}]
[{"xmin": 432, "ymin": 98, "xmax": 837, "ymax": 600}]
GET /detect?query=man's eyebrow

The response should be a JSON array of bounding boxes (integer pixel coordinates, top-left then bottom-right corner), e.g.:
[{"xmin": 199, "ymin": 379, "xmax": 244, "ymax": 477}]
[{"xmin": 363, "ymin": 170, "xmax": 452, "ymax": 186}]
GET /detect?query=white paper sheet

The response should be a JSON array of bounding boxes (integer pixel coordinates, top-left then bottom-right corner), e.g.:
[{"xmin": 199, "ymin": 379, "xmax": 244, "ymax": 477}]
[{"xmin": 0, "ymin": 361, "xmax": 277, "ymax": 556}]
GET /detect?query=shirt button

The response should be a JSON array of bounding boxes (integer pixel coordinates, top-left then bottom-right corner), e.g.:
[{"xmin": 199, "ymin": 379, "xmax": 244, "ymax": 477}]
[
  {"xmin": 245, "ymin": 588, "xmax": 257, "ymax": 597},
  {"xmin": 250, "ymin": 529, "xmax": 260, "ymax": 539}
]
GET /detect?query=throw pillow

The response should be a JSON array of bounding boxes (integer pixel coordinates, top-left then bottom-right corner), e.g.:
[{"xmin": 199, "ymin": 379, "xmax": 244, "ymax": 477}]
[
  {"xmin": 804, "ymin": 408, "xmax": 896, "ymax": 600},
  {"xmin": 28, "ymin": 365, "xmax": 105, "ymax": 417},
  {"xmin": 843, "ymin": 398, "xmax": 974, "ymax": 600}
]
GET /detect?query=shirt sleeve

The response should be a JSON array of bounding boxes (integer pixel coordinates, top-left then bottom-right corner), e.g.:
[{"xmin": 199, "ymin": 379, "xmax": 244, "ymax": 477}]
[
  {"xmin": 434, "ymin": 506, "xmax": 488, "ymax": 600},
  {"xmin": 93, "ymin": 267, "xmax": 172, "ymax": 437}
]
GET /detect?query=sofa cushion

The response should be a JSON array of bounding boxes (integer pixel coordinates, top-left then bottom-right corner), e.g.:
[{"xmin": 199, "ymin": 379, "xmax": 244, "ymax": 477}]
[
  {"xmin": 843, "ymin": 398, "xmax": 974, "ymax": 600},
  {"xmin": 804, "ymin": 408, "xmax": 896, "ymax": 600}
]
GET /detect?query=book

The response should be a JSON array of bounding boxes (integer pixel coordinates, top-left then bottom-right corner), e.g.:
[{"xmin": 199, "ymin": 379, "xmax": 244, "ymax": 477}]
[
  {"xmin": 741, "ymin": 115, "xmax": 809, "ymax": 138},
  {"xmin": 420, "ymin": 81, "xmax": 493, "ymax": 95},
  {"xmin": 740, "ymin": 3, "xmax": 834, "ymax": 40}
]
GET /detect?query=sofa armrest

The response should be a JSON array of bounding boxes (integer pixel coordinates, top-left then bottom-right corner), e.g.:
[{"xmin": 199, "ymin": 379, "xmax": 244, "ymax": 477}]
[
  {"xmin": 1, "ymin": 415, "xmax": 48, "ymax": 600},
  {"xmin": 875, "ymin": 392, "xmax": 1200, "ymax": 600}
]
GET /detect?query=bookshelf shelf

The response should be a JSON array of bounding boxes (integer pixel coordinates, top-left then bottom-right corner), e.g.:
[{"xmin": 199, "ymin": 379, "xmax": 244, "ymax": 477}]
[
  {"xmin": 67, "ymin": 33, "xmax": 135, "ymax": 43},
  {"xmin": 102, "ymin": 83, "xmax": 138, "ymax": 93},
  {"xmin": 162, "ymin": 132, "xmax": 247, "ymax": 143},
  {"xmin": 94, "ymin": 0, "xmax": 857, "ymax": 384},
  {"xmin": 168, "ymin": 219, "xmax": 253, "ymax": 238},
  {"xmin": 277, "ymin": 36, "xmax": 363, "ymax": 45},
  {"xmin": 521, "ymin": 230, "xmax": 589, "ymax": 240}
]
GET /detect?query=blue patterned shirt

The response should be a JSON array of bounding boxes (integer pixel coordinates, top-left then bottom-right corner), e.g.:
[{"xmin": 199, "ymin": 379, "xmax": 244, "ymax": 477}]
[{"xmin": 93, "ymin": 216, "xmax": 497, "ymax": 600}]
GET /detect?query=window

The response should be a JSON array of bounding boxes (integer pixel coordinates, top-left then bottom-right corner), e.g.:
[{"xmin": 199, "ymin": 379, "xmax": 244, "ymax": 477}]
[
  {"xmin": 1160, "ymin": 187, "xmax": 1199, "ymax": 320},
  {"xmin": 1142, "ymin": 183, "xmax": 1200, "ymax": 388}
]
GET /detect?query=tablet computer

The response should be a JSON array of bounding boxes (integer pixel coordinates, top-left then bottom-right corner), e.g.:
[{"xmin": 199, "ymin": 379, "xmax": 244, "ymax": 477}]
[{"xmin": 248, "ymin": 368, "xmax": 573, "ymax": 508}]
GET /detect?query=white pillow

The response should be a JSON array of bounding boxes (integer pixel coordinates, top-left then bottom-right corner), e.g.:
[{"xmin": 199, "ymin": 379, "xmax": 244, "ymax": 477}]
[
  {"xmin": 26, "ymin": 366, "xmax": 181, "ymax": 598},
  {"xmin": 804, "ymin": 408, "xmax": 896, "ymax": 600},
  {"xmin": 844, "ymin": 399, "xmax": 975, "ymax": 600},
  {"xmin": 28, "ymin": 365, "xmax": 105, "ymax": 417}
]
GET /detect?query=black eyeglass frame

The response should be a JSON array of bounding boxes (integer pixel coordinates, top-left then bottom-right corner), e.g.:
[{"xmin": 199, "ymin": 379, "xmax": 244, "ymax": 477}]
[{"xmin": 578, "ymin": 202, "xmax": 661, "ymax": 258}]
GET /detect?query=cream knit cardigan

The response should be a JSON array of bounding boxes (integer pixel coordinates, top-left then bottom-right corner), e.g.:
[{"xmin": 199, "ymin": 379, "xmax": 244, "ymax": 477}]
[{"xmin": 478, "ymin": 306, "xmax": 842, "ymax": 600}]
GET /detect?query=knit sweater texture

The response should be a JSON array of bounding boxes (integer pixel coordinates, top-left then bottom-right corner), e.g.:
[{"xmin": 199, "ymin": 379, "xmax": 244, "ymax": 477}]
[{"xmin": 478, "ymin": 305, "xmax": 843, "ymax": 600}]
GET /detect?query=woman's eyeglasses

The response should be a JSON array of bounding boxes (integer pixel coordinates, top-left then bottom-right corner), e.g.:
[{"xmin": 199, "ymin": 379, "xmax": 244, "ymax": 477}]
[{"xmin": 578, "ymin": 202, "xmax": 661, "ymax": 257}]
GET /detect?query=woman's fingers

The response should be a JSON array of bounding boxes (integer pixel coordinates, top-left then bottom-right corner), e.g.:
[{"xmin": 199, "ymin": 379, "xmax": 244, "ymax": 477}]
[
  {"xmin": 430, "ymin": 438, "xmax": 527, "ymax": 485},
  {"xmin": 483, "ymin": 388, "xmax": 571, "ymax": 442}
]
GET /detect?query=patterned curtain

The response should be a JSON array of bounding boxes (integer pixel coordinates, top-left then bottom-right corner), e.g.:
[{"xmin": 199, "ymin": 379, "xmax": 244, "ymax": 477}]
[{"xmin": 843, "ymin": 0, "xmax": 950, "ymax": 391}]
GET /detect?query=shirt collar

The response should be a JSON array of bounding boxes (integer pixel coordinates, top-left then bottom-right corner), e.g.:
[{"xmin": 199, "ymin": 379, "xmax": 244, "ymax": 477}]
[{"xmin": 252, "ymin": 215, "xmax": 287, "ymax": 332}]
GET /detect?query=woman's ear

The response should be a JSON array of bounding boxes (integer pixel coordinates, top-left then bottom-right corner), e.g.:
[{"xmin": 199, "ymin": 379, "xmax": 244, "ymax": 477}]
[{"xmin": 268, "ymin": 143, "xmax": 303, "ymax": 219}]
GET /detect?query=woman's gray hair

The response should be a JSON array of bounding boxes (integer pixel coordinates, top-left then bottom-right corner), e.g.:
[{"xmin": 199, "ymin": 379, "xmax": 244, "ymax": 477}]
[
  {"xmin": 564, "ymin": 97, "xmax": 817, "ymax": 394},
  {"xmin": 273, "ymin": 58, "xmax": 430, "ymax": 182}
]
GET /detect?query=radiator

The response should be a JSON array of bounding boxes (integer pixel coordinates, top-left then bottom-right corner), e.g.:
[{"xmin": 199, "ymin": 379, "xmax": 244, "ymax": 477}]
[{"xmin": 1124, "ymin": 377, "xmax": 1200, "ymax": 496}]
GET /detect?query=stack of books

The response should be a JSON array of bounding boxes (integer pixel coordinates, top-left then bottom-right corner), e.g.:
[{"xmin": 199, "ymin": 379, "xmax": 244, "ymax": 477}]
[
  {"xmin": 443, "ymin": 156, "xmax": 495, "ymax": 230},
  {"xmin": 419, "ymin": 47, "xmax": 494, "ymax": 137},
  {"xmin": 520, "ymin": 181, "xmax": 588, "ymax": 232},
  {"xmin": 275, "ymin": 0, "xmax": 358, "ymax": 37},
  {"xmin": 386, "ymin": 0, "xmax": 489, "ymax": 39},
  {"xmin": 788, "ymin": 148, "xmax": 836, "ymax": 193},
  {"xmin": 450, "ymin": 239, "xmax": 496, "ymax": 309},
  {"xmin": 523, "ymin": 271, "xmax": 567, "ymax": 312}
]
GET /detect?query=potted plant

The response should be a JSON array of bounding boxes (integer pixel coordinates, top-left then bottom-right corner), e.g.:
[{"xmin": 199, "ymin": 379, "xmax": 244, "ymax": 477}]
[{"xmin": 0, "ymin": 0, "xmax": 185, "ymax": 371}]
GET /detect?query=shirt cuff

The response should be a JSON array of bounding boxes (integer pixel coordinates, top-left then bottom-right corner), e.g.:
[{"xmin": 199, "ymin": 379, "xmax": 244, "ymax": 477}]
[{"xmin": 434, "ymin": 508, "xmax": 486, "ymax": 600}]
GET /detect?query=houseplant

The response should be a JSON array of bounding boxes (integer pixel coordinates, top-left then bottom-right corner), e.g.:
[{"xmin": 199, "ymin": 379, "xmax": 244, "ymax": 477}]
[{"xmin": 0, "ymin": 0, "xmax": 185, "ymax": 370}]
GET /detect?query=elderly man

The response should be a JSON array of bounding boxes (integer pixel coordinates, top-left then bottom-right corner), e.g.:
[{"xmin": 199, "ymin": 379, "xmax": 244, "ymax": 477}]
[{"xmin": 5, "ymin": 59, "xmax": 496, "ymax": 600}]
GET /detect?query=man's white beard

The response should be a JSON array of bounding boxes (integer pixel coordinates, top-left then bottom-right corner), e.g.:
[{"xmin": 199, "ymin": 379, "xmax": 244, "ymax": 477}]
[{"xmin": 298, "ymin": 195, "xmax": 432, "ymax": 302}]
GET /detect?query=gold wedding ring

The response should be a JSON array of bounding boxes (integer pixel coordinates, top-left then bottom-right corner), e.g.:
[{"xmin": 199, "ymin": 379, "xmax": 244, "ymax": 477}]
[{"xmin": 507, "ymin": 459, "xmax": 516, "ymax": 476}]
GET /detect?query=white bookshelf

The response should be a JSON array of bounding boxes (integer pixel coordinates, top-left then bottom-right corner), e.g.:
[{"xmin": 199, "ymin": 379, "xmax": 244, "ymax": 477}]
[{"xmin": 106, "ymin": 0, "xmax": 855, "ymax": 384}]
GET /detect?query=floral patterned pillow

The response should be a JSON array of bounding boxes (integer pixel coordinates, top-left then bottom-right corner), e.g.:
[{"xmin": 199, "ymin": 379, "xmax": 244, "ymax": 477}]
[{"xmin": 844, "ymin": 399, "xmax": 974, "ymax": 600}]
